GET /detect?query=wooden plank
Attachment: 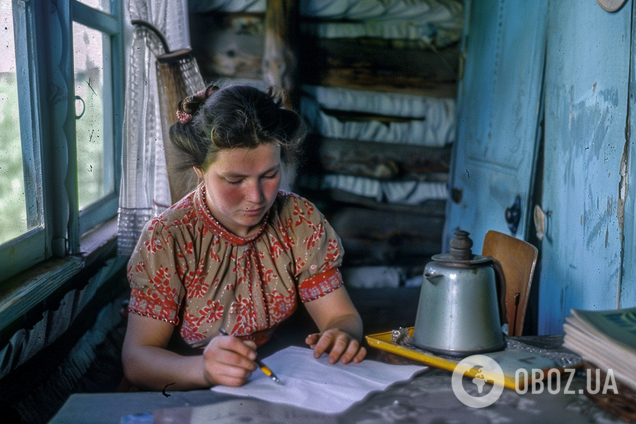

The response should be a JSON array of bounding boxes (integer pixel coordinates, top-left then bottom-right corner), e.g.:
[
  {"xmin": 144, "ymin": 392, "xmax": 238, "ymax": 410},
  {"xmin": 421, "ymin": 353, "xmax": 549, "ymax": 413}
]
[
  {"xmin": 263, "ymin": 0, "xmax": 298, "ymax": 106},
  {"xmin": 72, "ymin": 1, "xmax": 119, "ymax": 35},
  {"xmin": 0, "ymin": 257, "xmax": 84, "ymax": 329},
  {"xmin": 314, "ymin": 137, "xmax": 451, "ymax": 181},
  {"xmin": 315, "ymin": 188, "xmax": 447, "ymax": 217},
  {"xmin": 539, "ymin": 0, "xmax": 631, "ymax": 334},
  {"xmin": 620, "ymin": 1, "xmax": 636, "ymax": 308},
  {"xmin": 302, "ymin": 38, "xmax": 459, "ymax": 83},
  {"xmin": 446, "ymin": 0, "xmax": 547, "ymax": 252},
  {"xmin": 298, "ymin": 36, "xmax": 459, "ymax": 97}
]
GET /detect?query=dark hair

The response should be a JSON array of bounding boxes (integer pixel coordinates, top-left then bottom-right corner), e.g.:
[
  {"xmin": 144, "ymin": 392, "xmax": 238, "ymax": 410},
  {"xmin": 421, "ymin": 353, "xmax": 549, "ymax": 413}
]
[{"xmin": 169, "ymin": 84, "xmax": 305, "ymax": 172}]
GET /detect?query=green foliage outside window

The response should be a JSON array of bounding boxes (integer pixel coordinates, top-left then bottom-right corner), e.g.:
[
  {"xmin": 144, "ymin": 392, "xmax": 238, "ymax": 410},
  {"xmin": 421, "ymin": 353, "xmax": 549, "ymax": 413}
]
[{"xmin": 0, "ymin": 74, "xmax": 27, "ymax": 244}]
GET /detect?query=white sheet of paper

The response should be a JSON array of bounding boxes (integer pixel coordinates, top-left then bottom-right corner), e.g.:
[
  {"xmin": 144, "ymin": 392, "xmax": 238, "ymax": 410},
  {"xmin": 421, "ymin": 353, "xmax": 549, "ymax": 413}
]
[{"xmin": 211, "ymin": 346, "xmax": 426, "ymax": 414}]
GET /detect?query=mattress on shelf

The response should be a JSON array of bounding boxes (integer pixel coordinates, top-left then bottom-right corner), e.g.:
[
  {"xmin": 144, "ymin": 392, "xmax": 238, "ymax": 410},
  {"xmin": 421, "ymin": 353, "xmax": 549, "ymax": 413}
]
[
  {"xmin": 299, "ymin": 0, "xmax": 462, "ymax": 23},
  {"xmin": 321, "ymin": 174, "xmax": 447, "ymax": 206},
  {"xmin": 189, "ymin": 0, "xmax": 463, "ymax": 22},
  {"xmin": 189, "ymin": 0, "xmax": 462, "ymax": 48},
  {"xmin": 301, "ymin": 18, "xmax": 461, "ymax": 48},
  {"xmin": 300, "ymin": 93, "xmax": 455, "ymax": 147},
  {"xmin": 189, "ymin": 0, "xmax": 266, "ymax": 14},
  {"xmin": 303, "ymin": 85, "xmax": 455, "ymax": 120}
]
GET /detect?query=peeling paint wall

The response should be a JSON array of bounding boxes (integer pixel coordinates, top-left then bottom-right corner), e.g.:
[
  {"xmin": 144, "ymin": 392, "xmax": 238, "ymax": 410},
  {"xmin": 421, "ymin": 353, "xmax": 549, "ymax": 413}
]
[
  {"xmin": 446, "ymin": 0, "xmax": 547, "ymax": 254},
  {"xmin": 617, "ymin": 1, "xmax": 636, "ymax": 310},
  {"xmin": 538, "ymin": 0, "xmax": 632, "ymax": 334}
]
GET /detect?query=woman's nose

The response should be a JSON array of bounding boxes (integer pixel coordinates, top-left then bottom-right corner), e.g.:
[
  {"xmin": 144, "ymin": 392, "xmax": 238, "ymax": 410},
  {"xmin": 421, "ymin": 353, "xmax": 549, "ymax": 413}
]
[{"xmin": 246, "ymin": 180, "xmax": 264, "ymax": 203}]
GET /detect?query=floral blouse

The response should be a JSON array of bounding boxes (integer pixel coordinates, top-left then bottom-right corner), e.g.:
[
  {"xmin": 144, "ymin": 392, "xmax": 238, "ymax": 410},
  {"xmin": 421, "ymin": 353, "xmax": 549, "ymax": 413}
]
[{"xmin": 127, "ymin": 184, "xmax": 344, "ymax": 347}]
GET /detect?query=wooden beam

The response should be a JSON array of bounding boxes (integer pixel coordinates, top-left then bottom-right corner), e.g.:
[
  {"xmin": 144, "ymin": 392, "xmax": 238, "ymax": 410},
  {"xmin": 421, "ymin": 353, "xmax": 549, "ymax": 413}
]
[
  {"xmin": 299, "ymin": 37, "xmax": 459, "ymax": 97},
  {"xmin": 329, "ymin": 189, "xmax": 447, "ymax": 217},
  {"xmin": 263, "ymin": 0, "xmax": 298, "ymax": 107},
  {"xmin": 308, "ymin": 136, "xmax": 451, "ymax": 181},
  {"xmin": 313, "ymin": 73, "xmax": 457, "ymax": 98},
  {"xmin": 307, "ymin": 38, "xmax": 460, "ymax": 83}
]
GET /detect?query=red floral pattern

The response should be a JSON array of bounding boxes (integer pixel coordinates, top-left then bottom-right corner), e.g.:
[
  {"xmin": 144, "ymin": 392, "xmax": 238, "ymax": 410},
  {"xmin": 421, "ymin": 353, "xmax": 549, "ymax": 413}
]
[
  {"xmin": 266, "ymin": 289, "xmax": 297, "ymax": 323},
  {"xmin": 200, "ymin": 299, "xmax": 225, "ymax": 322},
  {"xmin": 127, "ymin": 184, "xmax": 344, "ymax": 346},
  {"xmin": 298, "ymin": 268, "xmax": 343, "ymax": 303},
  {"xmin": 325, "ymin": 239, "xmax": 341, "ymax": 264}
]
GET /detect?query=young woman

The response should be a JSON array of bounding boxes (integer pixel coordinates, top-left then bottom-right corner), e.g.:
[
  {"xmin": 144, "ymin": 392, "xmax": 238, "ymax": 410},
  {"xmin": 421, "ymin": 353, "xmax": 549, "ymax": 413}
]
[{"xmin": 122, "ymin": 84, "xmax": 366, "ymax": 391}]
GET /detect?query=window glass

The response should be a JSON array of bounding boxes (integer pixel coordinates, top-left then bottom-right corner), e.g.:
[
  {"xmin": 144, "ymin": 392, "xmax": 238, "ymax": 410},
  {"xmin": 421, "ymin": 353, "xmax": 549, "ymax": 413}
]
[
  {"xmin": 73, "ymin": 22, "xmax": 113, "ymax": 210},
  {"xmin": 0, "ymin": 4, "xmax": 28, "ymax": 244}
]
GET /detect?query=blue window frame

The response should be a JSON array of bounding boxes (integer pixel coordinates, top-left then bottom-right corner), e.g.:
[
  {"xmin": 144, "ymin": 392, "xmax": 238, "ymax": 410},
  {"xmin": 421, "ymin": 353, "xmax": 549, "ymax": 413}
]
[{"xmin": 0, "ymin": 0, "xmax": 124, "ymax": 283}]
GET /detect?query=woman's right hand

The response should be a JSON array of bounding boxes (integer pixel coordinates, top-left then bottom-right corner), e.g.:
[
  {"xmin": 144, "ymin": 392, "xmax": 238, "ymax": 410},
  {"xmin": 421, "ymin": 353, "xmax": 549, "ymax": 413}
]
[{"xmin": 202, "ymin": 334, "xmax": 258, "ymax": 387}]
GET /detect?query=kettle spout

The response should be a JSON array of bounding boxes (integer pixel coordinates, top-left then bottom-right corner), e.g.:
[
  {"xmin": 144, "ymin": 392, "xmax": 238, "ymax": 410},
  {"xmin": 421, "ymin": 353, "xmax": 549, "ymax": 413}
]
[{"xmin": 423, "ymin": 272, "xmax": 443, "ymax": 284}]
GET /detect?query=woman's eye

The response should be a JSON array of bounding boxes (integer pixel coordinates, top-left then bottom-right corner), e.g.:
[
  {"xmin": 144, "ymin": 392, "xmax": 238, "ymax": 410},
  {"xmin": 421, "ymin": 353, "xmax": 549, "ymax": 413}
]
[
  {"xmin": 226, "ymin": 179, "xmax": 243, "ymax": 185},
  {"xmin": 263, "ymin": 172, "xmax": 278, "ymax": 180}
]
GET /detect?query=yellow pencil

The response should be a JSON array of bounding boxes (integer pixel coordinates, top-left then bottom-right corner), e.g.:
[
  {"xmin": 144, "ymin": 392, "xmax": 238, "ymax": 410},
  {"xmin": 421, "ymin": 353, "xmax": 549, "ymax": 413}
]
[{"xmin": 219, "ymin": 328, "xmax": 282, "ymax": 385}]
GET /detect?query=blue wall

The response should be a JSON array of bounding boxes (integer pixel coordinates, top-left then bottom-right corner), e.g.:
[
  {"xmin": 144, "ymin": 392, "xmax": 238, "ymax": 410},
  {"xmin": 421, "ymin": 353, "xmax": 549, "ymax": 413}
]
[
  {"xmin": 451, "ymin": 0, "xmax": 636, "ymax": 335},
  {"xmin": 539, "ymin": 0, "xmax": 633, "ymax": 334}
]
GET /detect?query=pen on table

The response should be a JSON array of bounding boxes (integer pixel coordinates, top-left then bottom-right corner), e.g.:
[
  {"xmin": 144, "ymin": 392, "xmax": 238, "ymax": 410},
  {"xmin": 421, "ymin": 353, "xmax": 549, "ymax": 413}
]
[{"xmin": 218, "ymin": 327, "xmax": 282, "ymax": 385}]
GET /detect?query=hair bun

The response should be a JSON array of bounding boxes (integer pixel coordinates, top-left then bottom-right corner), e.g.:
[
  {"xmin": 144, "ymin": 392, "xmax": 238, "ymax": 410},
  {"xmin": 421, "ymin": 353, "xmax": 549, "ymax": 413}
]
[{"xmin": 176, "ymin": 84, "xmax": 220, "ymax": 124}]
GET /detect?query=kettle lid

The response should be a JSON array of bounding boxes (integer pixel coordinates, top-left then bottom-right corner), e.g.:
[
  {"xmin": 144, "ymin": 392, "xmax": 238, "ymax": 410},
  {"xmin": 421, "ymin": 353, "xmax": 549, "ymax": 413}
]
[{"xmin": 431, "ymin": 230, "xmax": 491, "ymax": 265}]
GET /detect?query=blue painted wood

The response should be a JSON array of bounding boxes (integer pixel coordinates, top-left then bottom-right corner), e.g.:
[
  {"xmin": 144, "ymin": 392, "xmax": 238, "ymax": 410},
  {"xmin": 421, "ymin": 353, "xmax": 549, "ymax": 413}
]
[
  {"xmin": 2, "ymin": 0, "xmax": 124, "ymax": 283},
  {"xmin": 74, "ymin": 7, "xmax": 120, "ymax": 233},
  {"xmin": 612, "ymin": 0, "xmax": 636, "ymax": 310},
  {"xmin": 539, "ymin": 0, "xmax": 632, "ymax": 334},
  {"xmin": 72, "ymin": 1, "xmax": 119, "ymax": 34},
  {"xmin": 446, "ymin": 0, "xmax": 548, "ymax": 254},
  {"xmin": 40, "ymin": 0, "xmax": 79, "ymax": 256},
  {"xmin": 0, "ymin": 0, "xmax": 49, "ymax": 281}
]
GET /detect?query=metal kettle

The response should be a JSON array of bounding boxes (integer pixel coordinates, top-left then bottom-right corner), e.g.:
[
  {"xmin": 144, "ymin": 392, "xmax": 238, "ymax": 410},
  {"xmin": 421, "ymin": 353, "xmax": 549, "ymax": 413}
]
[{"xmin": 412, "ymin": 230, "xmax": 507, "ymax": 357}]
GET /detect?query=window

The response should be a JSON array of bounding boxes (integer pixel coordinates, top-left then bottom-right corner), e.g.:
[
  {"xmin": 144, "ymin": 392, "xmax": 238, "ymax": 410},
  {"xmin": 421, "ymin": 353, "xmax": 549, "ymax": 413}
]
[
  {"xmin": 0, "ymin": 3, "xmax": 37, "ymax": 246},
  {"xmin": 0, "ymin": 0, "xmax": 124, "ymax": 282}
]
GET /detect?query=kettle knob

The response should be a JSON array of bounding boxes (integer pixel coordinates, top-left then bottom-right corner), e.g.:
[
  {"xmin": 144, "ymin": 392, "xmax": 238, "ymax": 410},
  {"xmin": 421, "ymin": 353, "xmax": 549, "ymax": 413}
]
[{"xmin": 449, "ymin": 230, "xmax": 473, "ymax": 260}]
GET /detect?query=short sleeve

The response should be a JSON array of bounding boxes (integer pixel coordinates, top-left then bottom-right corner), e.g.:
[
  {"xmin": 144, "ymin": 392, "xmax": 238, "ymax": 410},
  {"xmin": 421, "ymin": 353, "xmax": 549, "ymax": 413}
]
[
  {"xmin": 282, "ymin": 195, "xmax": 345, "ymax": 303},
  {"xmin": 127, "ymin": 216, "xmax": 185, "ymax": 325}
]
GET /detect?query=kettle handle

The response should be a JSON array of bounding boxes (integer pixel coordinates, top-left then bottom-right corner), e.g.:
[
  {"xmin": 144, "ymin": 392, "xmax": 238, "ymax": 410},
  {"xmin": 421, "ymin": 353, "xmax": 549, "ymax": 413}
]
[{"xmin": 490, "ymin": 258, "xmax": 508, "ymax": 327}]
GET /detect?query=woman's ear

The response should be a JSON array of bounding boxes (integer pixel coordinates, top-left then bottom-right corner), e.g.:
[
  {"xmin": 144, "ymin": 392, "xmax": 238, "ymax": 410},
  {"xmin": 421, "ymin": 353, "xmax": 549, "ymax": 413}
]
[{"xmin": 193, "ymin": 167, "xmax": 204, "ymax": 181}]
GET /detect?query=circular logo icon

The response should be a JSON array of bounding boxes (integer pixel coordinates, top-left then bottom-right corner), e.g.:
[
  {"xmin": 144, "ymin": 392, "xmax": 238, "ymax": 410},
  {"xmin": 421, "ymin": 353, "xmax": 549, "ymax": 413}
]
[{"xmin": 451, "ymin": 355, "xmax": 505, "ymax": 408}]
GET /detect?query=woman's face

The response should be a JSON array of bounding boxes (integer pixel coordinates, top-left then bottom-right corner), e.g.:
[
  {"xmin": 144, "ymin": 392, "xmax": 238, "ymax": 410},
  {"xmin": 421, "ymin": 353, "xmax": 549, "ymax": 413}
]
[{"xmin": 196, "ymin": 144, "xmax": 282, "ymax": 238}]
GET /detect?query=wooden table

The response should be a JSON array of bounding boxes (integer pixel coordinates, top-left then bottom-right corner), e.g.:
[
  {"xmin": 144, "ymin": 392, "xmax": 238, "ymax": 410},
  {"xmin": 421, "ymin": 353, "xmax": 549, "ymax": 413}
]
[{"xmin": 50, "ymin": 336, "xmax": 627, "ymax": 424}]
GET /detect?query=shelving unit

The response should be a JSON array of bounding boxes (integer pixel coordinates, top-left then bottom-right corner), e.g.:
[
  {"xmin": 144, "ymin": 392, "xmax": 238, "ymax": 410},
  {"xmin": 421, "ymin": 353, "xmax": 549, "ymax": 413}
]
[{"xmin": 188, "ymin": 0, "xmax": 464, "ymax": 289}]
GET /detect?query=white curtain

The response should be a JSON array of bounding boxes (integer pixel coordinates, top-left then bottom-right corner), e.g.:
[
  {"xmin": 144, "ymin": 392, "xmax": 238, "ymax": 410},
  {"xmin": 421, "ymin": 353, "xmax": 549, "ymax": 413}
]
[{"xmin": 117, "ymin": 0, "xmax": 205, "ymax": 256}]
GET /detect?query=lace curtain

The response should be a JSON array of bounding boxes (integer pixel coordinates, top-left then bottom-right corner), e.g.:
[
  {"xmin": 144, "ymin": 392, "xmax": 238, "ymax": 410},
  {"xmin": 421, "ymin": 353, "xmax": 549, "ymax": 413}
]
[{"xmin": 117, "ymin": 0, "xmax": 205, "ymax": 256}]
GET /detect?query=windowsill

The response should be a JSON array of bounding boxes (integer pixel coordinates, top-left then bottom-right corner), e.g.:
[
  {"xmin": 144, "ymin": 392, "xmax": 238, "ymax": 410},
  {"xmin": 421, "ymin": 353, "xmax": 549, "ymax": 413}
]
[{"xmin": 0, "ymin": 217, "xmax": 119, "ymax": 332}]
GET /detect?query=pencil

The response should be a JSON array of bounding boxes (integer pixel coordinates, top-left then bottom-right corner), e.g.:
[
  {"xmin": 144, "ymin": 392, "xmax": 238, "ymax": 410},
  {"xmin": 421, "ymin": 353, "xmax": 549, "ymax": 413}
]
[{"xmin": 218, "ymin": 328, "xmax": 282, "ymax": 385}]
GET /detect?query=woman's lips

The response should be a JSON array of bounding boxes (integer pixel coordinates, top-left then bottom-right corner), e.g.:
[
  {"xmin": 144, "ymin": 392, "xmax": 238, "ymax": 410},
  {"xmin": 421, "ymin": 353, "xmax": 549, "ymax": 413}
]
[{"xmin": 243, "ymin": 207, "xmax": 265, "ymax": 216}]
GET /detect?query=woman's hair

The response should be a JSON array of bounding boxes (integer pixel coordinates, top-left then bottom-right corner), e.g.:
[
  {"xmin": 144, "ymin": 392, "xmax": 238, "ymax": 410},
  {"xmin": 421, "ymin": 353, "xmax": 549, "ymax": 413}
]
[{"xmin": 169, "ymin": 84, "xmax": 305, "ymax": 172}]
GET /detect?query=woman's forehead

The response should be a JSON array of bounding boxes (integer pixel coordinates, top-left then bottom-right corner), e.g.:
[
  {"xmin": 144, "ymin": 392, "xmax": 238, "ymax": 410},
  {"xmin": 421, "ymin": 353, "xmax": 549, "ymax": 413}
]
[{"xmin": 208, "ymin": 144, "xmax": 281, "ymax": 173}]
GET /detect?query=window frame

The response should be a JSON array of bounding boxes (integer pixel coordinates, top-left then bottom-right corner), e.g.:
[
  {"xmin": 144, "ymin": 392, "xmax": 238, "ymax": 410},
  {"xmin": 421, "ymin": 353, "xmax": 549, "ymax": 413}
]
[
  {"xmin": 72, "ymin": 1, "xmax": 124, "ymax": 235},
  {"xmin": 1, "ymin": 0, "xmax": 124, "ymax": 283}
]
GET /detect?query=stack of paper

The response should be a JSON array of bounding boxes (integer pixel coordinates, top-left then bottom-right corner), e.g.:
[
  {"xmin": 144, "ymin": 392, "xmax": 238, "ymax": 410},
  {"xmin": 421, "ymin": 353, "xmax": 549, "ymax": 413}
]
[{"xmin": 563, "ymin": 307, "xmax": 636, "ymax": 391}]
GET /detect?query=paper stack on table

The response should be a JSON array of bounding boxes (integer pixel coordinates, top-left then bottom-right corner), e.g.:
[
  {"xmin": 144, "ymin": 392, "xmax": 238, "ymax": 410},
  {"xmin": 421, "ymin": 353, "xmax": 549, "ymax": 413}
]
[
  {"xmin": 564, "ymin": 307, "xmax": 636, "ymax": 391},
  {"xmin": 212, "ymin": 346, "xmax": 426, "ymax": 414}
]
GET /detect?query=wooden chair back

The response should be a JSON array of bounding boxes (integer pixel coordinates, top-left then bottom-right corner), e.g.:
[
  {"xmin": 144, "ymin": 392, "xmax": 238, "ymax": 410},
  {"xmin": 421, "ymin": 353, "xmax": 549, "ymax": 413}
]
[{"xmin": 482, "ymin": 230, "xmax": 538, "ymax": 337}]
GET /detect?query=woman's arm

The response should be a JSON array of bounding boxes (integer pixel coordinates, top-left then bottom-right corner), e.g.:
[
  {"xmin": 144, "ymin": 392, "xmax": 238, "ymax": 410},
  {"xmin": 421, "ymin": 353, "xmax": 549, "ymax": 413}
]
[
  {"xmin": 122, "ymin": 314, "xmax": 258, "ymax": 390},
  {"xmin": 303, "ymin": 286, "xmax": 367, "ymax": 364}
]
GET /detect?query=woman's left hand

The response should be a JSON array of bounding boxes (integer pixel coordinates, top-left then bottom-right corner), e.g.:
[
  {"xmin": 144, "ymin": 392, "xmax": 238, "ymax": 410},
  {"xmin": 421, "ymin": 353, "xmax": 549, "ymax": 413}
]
[{"xmin": 306, "ymin": 328, "xmax": 367, "ymax": 364}]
